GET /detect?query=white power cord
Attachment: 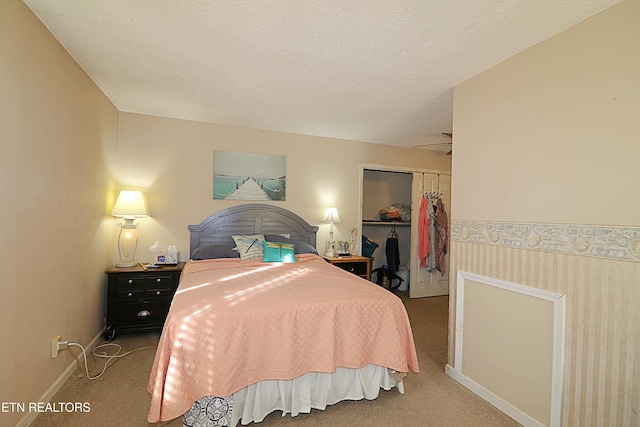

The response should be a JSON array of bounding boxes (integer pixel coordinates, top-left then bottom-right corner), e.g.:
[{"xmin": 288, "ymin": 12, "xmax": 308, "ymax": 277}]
[{"xmin": 68, "ymin": 342, "xmax": 155, "ymax": 380}]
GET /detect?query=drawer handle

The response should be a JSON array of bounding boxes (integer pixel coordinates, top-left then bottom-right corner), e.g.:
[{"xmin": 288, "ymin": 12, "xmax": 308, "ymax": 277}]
[
  {"xmin": 128, "ymin": 279, "xmax": 133, "ymax": 284},
  {"xmin": 156, "ymin": 278, "xmax": 161, "ymax": 282},
  {"xmin": 156, "ymin": 291, "xmax": 161, "ymax": 295},
  {"xmin": 138, "ymin": 310, "xmax": 151, "ymax": 317},
  {"xmin": 127, "ymin": 292, "xmax": 133, "ymax": 297},
  {"xmin": 348, "ymin": 266, "xmax": 356, "ymax": 272}
]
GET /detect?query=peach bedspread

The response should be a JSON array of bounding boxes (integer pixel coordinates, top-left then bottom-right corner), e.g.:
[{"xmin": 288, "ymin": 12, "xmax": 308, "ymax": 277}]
[{"xmin": 148, "ymin": 254, "xmax": 419, "ymax": 422}]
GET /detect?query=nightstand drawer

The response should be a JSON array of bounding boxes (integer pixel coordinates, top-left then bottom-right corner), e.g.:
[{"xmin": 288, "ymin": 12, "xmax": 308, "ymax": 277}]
[
  {"xmin": 116, "ymin": 275, "xmax": 174, "ymax": 286},
  {"xmin": 145, "ymin": 287, "xmax": 174, "ymax": 298},
  {"xmin": 116, "ymin": 289, "xmax": 145, "ymax": 299},
  {"xmin": 337, "ymin": 262, "xmax": 368, "ymax": 276},
  {"xmin": 114, "ymin": 283, "xmax": 174, "ymax": 300},
  {"xmin": 114, "ymin": 301, "xmax": 171, "ymax": 328}
]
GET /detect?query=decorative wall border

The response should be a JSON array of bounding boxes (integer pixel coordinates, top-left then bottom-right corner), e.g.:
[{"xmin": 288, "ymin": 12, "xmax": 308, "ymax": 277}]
[{"xmin": 451, "ymin": 221, "xmax": 640, "ymax": 263}]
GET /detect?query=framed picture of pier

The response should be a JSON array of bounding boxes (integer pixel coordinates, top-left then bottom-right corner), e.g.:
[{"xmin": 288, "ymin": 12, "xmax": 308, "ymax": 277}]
[{"xmin": 213, "ymin": 151, "xmax": 286, "ymax": 201}]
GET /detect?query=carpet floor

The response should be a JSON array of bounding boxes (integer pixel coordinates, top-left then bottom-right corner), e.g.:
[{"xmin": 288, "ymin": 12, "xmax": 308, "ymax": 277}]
[{"xmin": 30, "ymin": 293, "xmax": 521, "ymax": 427}]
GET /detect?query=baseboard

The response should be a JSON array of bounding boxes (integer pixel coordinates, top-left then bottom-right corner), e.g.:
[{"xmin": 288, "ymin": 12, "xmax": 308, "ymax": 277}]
[
  {"xmin": 16, "ymin": 330, "xmax": 105, "ymax": 427},
  {"xmin": 445, "ymin": 364, "xmax": 546, "ymax": 427}
]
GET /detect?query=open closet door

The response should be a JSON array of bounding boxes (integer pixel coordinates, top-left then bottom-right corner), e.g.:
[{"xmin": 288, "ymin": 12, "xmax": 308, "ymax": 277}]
[{"xmin": 409, "ymin": 172, "xmax": 451, "ymax": 298}]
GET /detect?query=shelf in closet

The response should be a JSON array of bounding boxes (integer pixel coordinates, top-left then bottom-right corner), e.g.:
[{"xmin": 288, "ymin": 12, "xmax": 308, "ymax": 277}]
[{"xmin": 362, "ymin": 221, "xmax": 410, "ymax": 226}]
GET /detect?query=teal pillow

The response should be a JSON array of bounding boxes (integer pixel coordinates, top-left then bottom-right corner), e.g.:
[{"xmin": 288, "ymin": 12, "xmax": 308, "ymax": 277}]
[{"xmin": 262, "ymin": 241, "xmax": 296, "ymax": 263}]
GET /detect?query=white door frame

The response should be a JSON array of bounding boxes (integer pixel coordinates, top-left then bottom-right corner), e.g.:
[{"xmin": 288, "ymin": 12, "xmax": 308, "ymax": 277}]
[{"xmin": 358, "ymin": 163, "xmax": 451, "ymax": 291}]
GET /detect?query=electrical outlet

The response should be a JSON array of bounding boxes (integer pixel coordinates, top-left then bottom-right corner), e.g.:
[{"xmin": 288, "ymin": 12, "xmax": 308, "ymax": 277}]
[{"xmin": 50, "ymin": 335, "xmax": 62, "ymax": 359}]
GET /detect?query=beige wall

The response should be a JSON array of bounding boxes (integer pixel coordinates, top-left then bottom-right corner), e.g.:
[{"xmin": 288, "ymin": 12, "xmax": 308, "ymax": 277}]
[
  {"xmin": 450, "ymin": 0, "xmax": 640, "ymax": 425},
  {"xmin": 116, "ymin": 112, "xmax": 451, "ymax": 262},
  {"xmin": 0, "ymin": 1, "xmax": 119, "ymax": 426},
  {"xmin": 452, "ymin": 0, "xmax": 639, "ymax": 226}
]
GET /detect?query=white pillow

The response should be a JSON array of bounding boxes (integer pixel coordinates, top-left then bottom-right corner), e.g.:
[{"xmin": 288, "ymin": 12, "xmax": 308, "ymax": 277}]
[{"xmin": 232, "ymin": 235, "xmax": 265, "ymax": 260}]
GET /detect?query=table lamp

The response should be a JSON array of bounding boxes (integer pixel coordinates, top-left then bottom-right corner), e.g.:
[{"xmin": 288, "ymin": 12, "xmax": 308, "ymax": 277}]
[
  {"xmin": 111, "ymin": 190, "xmax": 149, "ymax": 267},
  {"xmin": 322, "ymin": 207, "xmax": 341, "ymax": 257}
]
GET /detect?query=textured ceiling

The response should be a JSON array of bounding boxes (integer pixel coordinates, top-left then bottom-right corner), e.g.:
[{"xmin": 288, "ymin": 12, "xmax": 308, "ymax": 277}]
[{"xmin": 24, "ymin": 0, "xmax": 621, "ymax": 148}]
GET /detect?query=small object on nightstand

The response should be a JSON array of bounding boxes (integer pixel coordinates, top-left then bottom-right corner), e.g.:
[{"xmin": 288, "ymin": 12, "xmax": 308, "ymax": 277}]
[
  {"xmin": 166, "ymin": 245, "xmax": 178, "ymax": 264},
  {"xmin": 337, "ymin": 240, "xmax": 350, "ymax": 254},
  {"xmin": 149, "ymin": 241, "xmax": 164, "ymax": 264}
]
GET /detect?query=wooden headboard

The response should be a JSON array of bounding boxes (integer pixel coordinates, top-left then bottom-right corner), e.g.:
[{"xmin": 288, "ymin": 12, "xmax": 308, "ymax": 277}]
[{"xmin": 188, "ymin": 204, "xmax": 319, "ymax": 257}]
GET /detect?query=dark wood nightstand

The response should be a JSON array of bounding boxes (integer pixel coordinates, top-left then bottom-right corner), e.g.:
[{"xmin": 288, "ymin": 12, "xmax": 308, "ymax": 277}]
[
  {"xmin": 104, "ymin": 262, "xmax": 185, "ymax": 339},
  {"xmin": 322, "ymin": 255, "xmax": 371, "ymax": 281}
]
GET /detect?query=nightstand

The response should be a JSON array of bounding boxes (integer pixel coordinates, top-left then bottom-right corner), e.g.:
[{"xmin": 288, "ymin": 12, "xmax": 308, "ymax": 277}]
[
  {"xmin": 104, "ymin": 262, "xmax": 184, "ymax": 339},
  {"xmin": 322, "ymin": 255, "xmax": 371, "ymax": 281}
]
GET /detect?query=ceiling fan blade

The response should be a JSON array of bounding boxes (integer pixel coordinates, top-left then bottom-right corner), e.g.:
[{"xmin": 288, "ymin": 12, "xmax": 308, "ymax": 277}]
[
  {"xmin": 442, "ymin": 132, "xmax": 452, "ymax": 155},
  {"xmin": 413, "ymin": 142, "xmax": 451, "ymax": 148},
  {"xmin": 414, "ymin": 132, "xmax": 453, "ymax": 153}
]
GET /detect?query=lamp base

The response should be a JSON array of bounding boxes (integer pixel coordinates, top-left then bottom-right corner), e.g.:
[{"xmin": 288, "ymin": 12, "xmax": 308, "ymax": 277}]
[
  {"xmin": 325, "ymin": 240, "xmax": 336, "ymax": 257},
  {"xmin": 115, "ymin": 261, "xmax": 138, "ymax": 268}
]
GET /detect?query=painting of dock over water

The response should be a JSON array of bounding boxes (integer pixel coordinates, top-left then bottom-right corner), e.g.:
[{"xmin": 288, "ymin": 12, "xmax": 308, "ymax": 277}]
[{"xmin": 213, "ymin": 151, "xmax": 286, "ymax": 201}]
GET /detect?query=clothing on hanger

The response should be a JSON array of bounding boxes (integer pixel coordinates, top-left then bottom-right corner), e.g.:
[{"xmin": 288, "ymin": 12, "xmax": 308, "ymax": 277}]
[
  {"xmin": 434, "ymin": 198, "xmax": 448, "ymax": 276},
  {"xmin": 418, "ymin": 197, "xmax": 430, "ymax": 269},
  {"xmin": 427, "ymin": 198, "xmax": 436, "ymax": 272},
  {"xmin": 386, "ymin": 227, "xmax": 400, "ymax": 273}
]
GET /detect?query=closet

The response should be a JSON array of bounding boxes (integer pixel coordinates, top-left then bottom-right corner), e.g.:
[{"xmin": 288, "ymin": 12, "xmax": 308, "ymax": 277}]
[{"xmin": 360, "ymin": 166, "xmax": 451, "ymax": 298}]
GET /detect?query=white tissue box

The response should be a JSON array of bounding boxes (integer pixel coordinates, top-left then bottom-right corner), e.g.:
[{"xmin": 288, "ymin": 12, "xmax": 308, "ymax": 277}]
[{"xmin": 165, "ymin": 251, "xmax": 178, "ymax": 264}]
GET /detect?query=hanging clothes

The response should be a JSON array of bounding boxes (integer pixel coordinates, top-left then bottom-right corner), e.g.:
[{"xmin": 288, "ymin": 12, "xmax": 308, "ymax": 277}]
[
  {"xmin": 434, "ymin": 198, "xmax": 449, "ymax": 276},
  {"xmin": 427, "ymin": 198, "xmax": 436, "ymax": 272},
  {"xmin": 386, "ymin": 229, "xmax": 400, "ymax": 273},
  {"xmin": 418, "ymin": 197, "xmax": 430, "ymax": 268}
]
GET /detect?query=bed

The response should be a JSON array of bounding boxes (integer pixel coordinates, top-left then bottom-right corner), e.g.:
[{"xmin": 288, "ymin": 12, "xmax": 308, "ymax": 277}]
[{"xmin": 147, "ymin": 204, "xmax": 419, "ymax": 426}]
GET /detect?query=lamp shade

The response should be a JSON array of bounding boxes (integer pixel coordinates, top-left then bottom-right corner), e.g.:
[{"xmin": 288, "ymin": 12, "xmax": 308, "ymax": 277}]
[
  {"xmin": 111, "ymin": 190, "xmax": 149, "ymax": 218},
  {"xmin": 322, "ymin": 207, "xmax": 341, "ymax": 224}
]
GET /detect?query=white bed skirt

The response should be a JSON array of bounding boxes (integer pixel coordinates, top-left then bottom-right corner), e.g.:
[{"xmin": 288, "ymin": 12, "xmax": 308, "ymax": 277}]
[{"xmin": 183, "ymin": 364, "xmax": 404, "ymax": 427}]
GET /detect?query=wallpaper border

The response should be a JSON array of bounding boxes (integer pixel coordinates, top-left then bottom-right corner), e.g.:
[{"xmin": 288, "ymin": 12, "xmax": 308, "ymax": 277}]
[{"xmin": 450, "ymin": 221, "xmax": 640, "ymax": 263}]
